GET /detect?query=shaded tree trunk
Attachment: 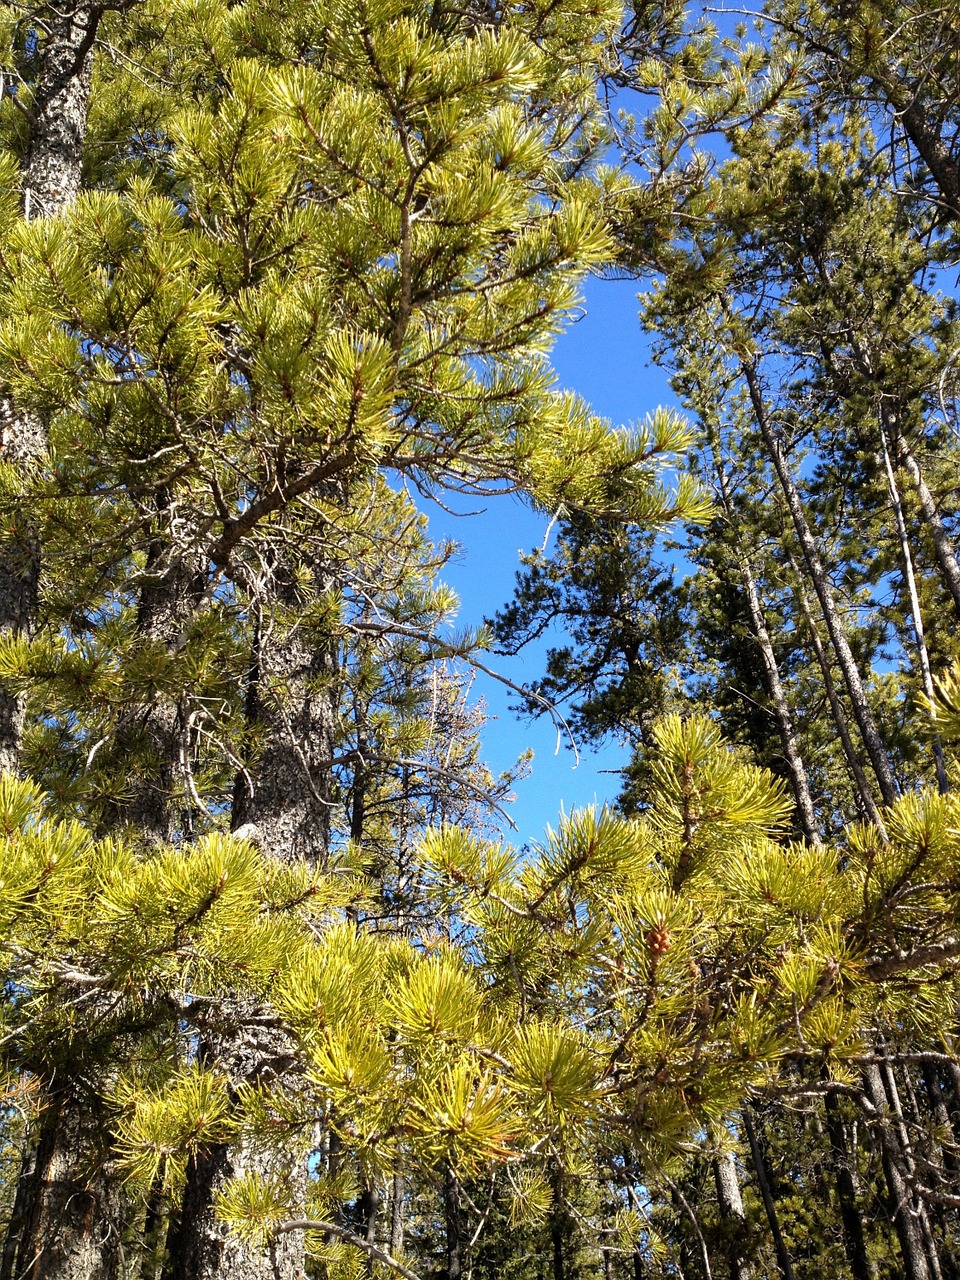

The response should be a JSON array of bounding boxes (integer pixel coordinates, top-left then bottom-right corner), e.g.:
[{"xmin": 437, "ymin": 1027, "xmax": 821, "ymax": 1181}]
[
  {"xmin": 0, "ymin": 12, "xmax": 136, "ymax": 1280},
  {"xmin": 742, "ymin": 355, "xmax": 899, "ymax": 806},
  {"xmin": 878, "ymin": 413, "xmax": 948, "ymax": 793},
  {"xmin": 0, "ymin": 0, "xmax": 103, "ymax": 772},
  {"xmin": 786, "ymin": 552, "xmax": 887, "ymax": 833},
  {"xmin": 167, "ymin": 563, "xmax": 340, "ymax": 1280},
  {"xmin": 8, "ymin": 1095, "xmax": 121, "ymax": 1280},
  {"xmin": 709, "ymin": 435, "xmax": 819, "ymax": 842},
  {"xmin": 445, "ymin": 1162, "xmax": 463, "ymax": 1280},
  {"xmin": 863, "ymin": 1063, "xmax": 933, "ymax": 1280},
  {"xmin": 824, "ymin": 1087, "xmax": 876, "ymax": 1280},
  {"xmin": 741, "ymin": 1108, "xmax": 795, "ymax": 1280}
]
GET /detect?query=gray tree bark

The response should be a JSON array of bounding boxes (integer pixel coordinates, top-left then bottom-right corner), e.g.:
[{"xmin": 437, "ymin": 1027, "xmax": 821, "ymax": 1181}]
[
  {"xmin": 743, "ymin": 356, "xmax": 899, "ymax": 806},
  {"xmin": 0, "ymin": 12, "xmax": 144, "ymax": 1280},
  {"xmin": 823, "ymin": 1087, "xmax": 876, "ymax": 1280},
  {"xmin": 785, "ymin": 551, "xmax": 887, "ymax": 833},
  {"xmin": 896, "ymin": 437, "xmax": 960, "ymax": 622},
  {"xmin": 878, "ymin": 415, "xmax": 949, "ymax": 793},
  {"xmin": 741, "ymin": 1108, "xmax": 795, "ymax": 1280},
  {"xmin": 712, "ymin": 1149, "xmax": 752, "ymax": 1280},
  {"xmin": 708, "ymin": 435, "xmax": 819, "ymax": 842},
  {"xmin": 230, "ymin": 564, "xmax": 338, "ymax": 864},
  {"xmin": 863, "ymin": 1063, "xmax": 934, "ymax": 1280}
]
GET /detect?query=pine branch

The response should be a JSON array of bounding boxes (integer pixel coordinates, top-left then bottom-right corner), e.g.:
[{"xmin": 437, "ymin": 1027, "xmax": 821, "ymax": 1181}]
[{"xmin": 272, "ymin": 1219, "xmax": 422, "ymax": 1280}]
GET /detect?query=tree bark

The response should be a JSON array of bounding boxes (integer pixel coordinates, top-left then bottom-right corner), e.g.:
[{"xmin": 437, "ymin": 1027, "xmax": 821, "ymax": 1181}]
[
  {"xmin": 167, "ymin": 563, "xmax": 340, "ymax": 1280},
  {"xmin": 709, "ymin": 436, "xmax": 819, "ymax": 842},
  {"xmin": 741, "ymin": 1108, "xmax": 795, "ymax": 1280},
  {"xmin": 9, "ymin": 1095, "xmax": 121, "ymax": 1280},
  {"xmin": 712, "ymin": 1150, "xmax": 752, "ymax": 1280},
  {"xmin": 896, "ymin": 437, "xmax": 960, "ymax": 622},
  {"xmin": 879, "ymin": 1056, "xmax": 945, "ymax": 1280},
  {"xmin": 878, "ymin": 414, "xmax": 948, "ymax": 793},
  {"xmin": 823, "ymin": 1087, "xmax": 876, "ymax": 1280},
  {"xmin": 445, "ymin": 1162, "xmax": 463, "ymax": 1280},
  {"xmin": 389, "ymin": 1174, "xmax": 405, "ymax": 1262},
  {"xmin": 743, "ymin": 356, "xmax": 899, "ymax": 806},
  {"xmin": 0, "ymin": 0, "xmax": 103, "ymax": 772},
  {"xmin": 0, "ymin": 13, "xmax": 135, "ymax": 1280},
  {"xmin": 230, "ymin": 564, "xmax": 338, "ymax": 865},
  {"xmin": 100, "ymin": 531, "xmax": 206, "ymax": 844},
  {"xmin": 863, "ymin": 1063, "xmax": 933, "ymax": 1280},
  {"xmin": 163, "ymin": 1011, "xmax": 306, "ymax": 1280},
  {"xmin": 786, "ymin": 551, "xmax": 887, "ymax": 833}
]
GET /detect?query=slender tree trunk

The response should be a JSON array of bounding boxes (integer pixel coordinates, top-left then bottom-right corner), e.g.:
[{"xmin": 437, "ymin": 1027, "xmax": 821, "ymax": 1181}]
[
  {"xmin": 742, "ymin": 356, "xmax": 899, "ymax": 806},
  {"xmin": 879, "ymin": 1056, "xmax": 945, "ymax": 1280},
  {"xmin": 786, "ymin": 552, "xmax": 887, "ymax": 833},
  {"xmin": 824, "ymin": 1087, "xmax": 876, "ymax": 1280},
  {"xmin": 708, "ymin": 437, "xmax": 819, "ymax": 841},
  {"xmin": 878, "ymin": 414, "xmax": 949, "ymax": 792},
  {"xmin": 359, "ymin": 1181, "xmax": 379, "ymax": 1278},
  {"xmin": 0, "ymin": 1138, "xmax": 37, "ymax": 1280},
  {"xmin": 922, "ymin": 1063, "xmax": 960, "ymax": 1180},
  {"xmin": 139, "ymin": 1178, "xmax": 169, "ymax": 1280},
  {"xmin": 863, "ymin": 1063, "xmax": 933, "ymax": 1280},
  {"xmin": 389, "ymin": 1173, "xmax": 405, "ymax": 1261},
  {"xmin": 865, "ymin": 65, "xmax": 960, "ymax": 221},
  {"xmin": 896, "ymin": 437, "xmax": 960, "ymax": 621},
  {"xmin": 741, "ymin": 1108, "xmax": 795, "ymax": 1280},
  {"xmin": 712, "ymin": 1149, "xmax": 752, "ymax": 1280},
  {"xmin": 445, "ymin": 1162, "xmax": 463, "ymax": 1280}
]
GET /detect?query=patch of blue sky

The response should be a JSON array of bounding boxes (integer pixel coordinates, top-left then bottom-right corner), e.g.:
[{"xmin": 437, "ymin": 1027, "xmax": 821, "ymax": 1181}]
[{"xmin": 425, "ymin": 273, "xmax": 685, "ymax": 846}]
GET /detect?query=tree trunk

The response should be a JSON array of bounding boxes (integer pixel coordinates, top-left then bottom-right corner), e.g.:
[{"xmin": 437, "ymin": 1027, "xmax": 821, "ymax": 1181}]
[
  {"xmin": 0, "ymin": 13, "xmax": 130, "ymax": 1280},
  {"xmin": 741, "ymin": 1108, "xmax": 795, "ymax": 1280},
  {"xmin": 100, "ymin": 531, "xmax": 206, "ymax": 844},
  {"xmin": 786, "ymin": 551, "xmax": 887, "ymax": 833},
  {"xmin": 0, "ymin": 0, "xmax": 102, "ymax": 772},
  {"xmin": 712, "ymin": 1150, "xmax": 752, "ymax": 1280},
  {"xmin": 863, "ymin": 1063, "xmax": 933, "ymax": 1280},
  {"xmin": 709, "ymin": 436, "xmax": 819, "ymax": 842},
  {"xmin": 823, "ymin": 1087, "xmax": 876, "ymax": 1280},
  {"xmin": 163, "ymin": 1008, "xmax": 307, "ymax": 1280},
  {"xmin": 167, "ymin": 565, "xmax": 340, "ymax": 1280},
  {"xmin": 879, "ymin": 1056, "xmax": 945, "ymax": 1280},
  {"xmin": 9, "ymin": 1096, "xmax": 121, "ymax": 1280},
  {"xmin": 896, "ymin": 437, "xmax": 960, "ymax": 621},
  {"xmin": 230, "ymin": 565, "xmax": 338, "ymax": 864},
  {"xmin": 878, "ymin": 414, "xmax": 948, "ymax": 793},
  {"xmin": 742, "ymin": 355, "xmax": 899, "ymax": 806},
  {"xmin": 359, "ymin": 1181, "xmax": 379, "ymax": 1278},
  {"xmin": 445, "ymin": 1162, "xmax": 463, "ymax": 1280},
  {"xmin": 389, "ymin": 1174, "xmax": 405, "ymax": 1261},
  {"xmin": 922, "ymin": 1063, "xmax": 960, "ymax": 1181}
]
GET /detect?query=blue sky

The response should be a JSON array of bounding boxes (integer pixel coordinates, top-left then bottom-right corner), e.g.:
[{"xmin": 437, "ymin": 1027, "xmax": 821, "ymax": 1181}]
[{"xmin": 427, "ymin": 274, "xmax": 683, "ymax": 846}]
